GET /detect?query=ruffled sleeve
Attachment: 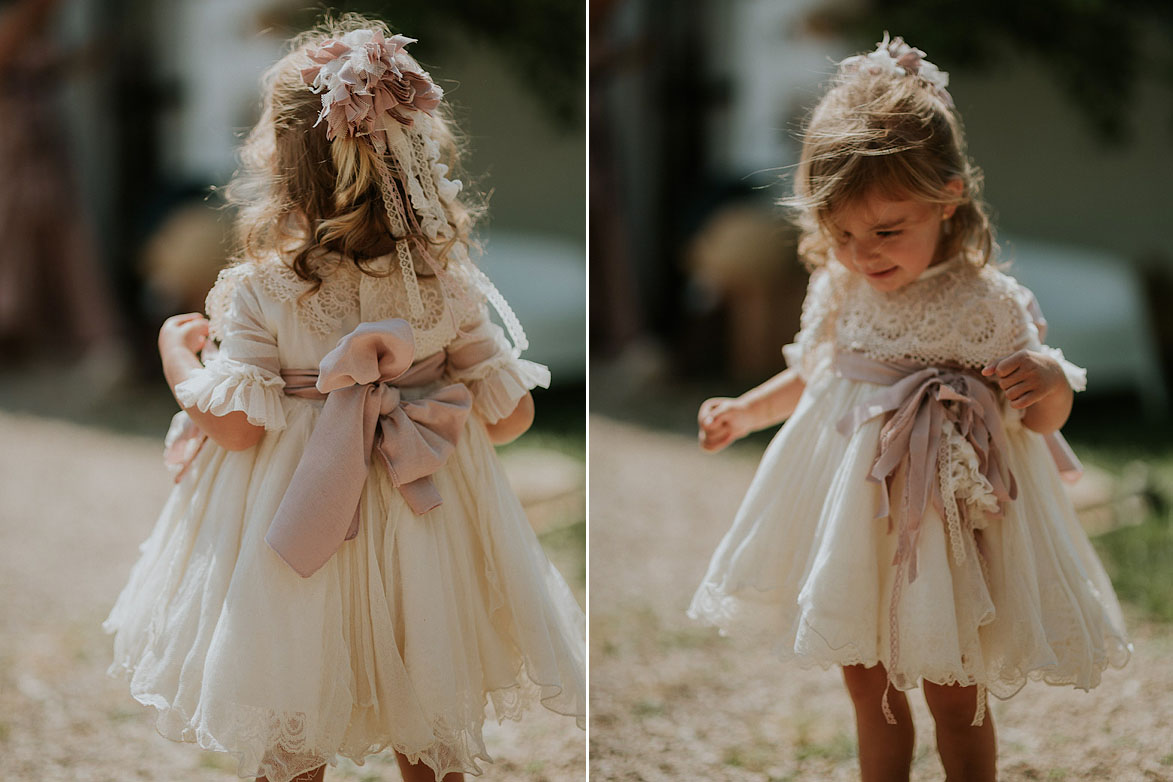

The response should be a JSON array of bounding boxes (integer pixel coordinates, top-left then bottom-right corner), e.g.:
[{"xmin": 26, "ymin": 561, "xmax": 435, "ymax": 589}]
[
  {"xmin": 445, "ymin": 304, "xmax": 551, "ymax": 424},
  {"xmin": 781, "ymin": 267, "xmax": 837, "ymax": 382},
  {"xmin": 1013, "ymin": 283, "xmax": 1087, "ymax": 393},
  {"xmin": 174, "ymin": 265, "xmax": 288, "ymax": 431}
]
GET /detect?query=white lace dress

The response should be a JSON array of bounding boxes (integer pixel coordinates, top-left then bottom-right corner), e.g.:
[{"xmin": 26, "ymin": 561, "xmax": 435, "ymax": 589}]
[
  {"xmin": 105, "ymin": 256, "xmax": 585, "ymax": 781},
  {"xmin": 690, "ymin": 257, "xmax": 1130, "ymax": 706}
]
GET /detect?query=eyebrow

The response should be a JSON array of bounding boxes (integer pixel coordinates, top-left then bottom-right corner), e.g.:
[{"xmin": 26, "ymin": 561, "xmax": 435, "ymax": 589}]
[{"xmin": 831, "ymin": 216, "xmax": 907, "ymax": 234}]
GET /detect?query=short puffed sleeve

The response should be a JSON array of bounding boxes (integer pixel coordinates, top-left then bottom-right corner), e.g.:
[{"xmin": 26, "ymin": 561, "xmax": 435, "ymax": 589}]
[
  {"xmin": 1012, "ymin": 282, "xmax": 1087, "ymax": 392},
  {"xmin": 781, "ymin": 267, "xmax": 837, "ymax": 382},
  {"xmin": 444, "ymin": 303, "xmax": 551, "ymax": 424},
  {"xmin": 173, "ymin": 265, "xmax": 288, "ymax": 430}
]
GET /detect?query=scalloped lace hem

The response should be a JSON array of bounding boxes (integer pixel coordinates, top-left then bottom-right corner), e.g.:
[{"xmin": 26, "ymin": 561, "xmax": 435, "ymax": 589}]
[
  {"xmin": 688, "ymin": 584, "xmax": 1132, "ymax": 700},
  {"xmin": 104, "ymin": 654, "xmax": 582, "ymax": 782}
]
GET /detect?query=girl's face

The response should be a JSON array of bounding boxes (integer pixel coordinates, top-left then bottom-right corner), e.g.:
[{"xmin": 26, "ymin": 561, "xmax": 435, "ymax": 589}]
[{"xmin": 827, "ymin": 189, "xmax": 958, "ymax": 292}]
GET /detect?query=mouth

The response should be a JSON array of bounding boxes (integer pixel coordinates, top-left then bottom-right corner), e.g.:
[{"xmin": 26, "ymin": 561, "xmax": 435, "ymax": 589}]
[{"xmin": 864, "ymin": 267, "xmax": 898, "ymax": 280}]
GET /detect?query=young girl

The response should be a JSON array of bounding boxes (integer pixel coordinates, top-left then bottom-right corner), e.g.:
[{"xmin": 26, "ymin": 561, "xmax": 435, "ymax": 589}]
[
  {"xmin": 104, "ymin": 17, "xmax": 584, "ymax": 782},
  {"xmin": 690, "ymin": 35, "xmax": 1130, "ymax": 781}
]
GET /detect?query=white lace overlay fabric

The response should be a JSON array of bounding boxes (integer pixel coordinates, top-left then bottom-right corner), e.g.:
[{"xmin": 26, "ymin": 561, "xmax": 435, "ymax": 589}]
[
  {"xmin": 693, "ymin": 256, "xmax": 1130, "ymax": 704},
  {"xmin": 107, "ymin": 253, "xmax": 576, "ymax": 782},
  {"xmin": 784, "ymin": 258, "xmax": 1087, "ymax": 389}
]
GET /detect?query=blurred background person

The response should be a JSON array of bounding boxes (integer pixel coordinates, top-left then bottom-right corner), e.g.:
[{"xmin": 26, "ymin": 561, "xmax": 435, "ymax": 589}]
[{"xmin": 0, "ymin": 0, "xmax": 125, "ymax": 383}]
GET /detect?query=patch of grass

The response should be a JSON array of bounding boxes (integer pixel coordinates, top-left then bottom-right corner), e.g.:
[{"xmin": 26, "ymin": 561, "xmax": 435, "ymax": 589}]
[
  {"xmin": 107, "ymin": 706, "xmax": 140, "ymax": 723},
  {"xmin": 198, "ymin": 752, "xmax": 234, "ymax": 771},
  {"xmin": 1161, "ymin": 753, "xmax": 1173, "ymax": 767},
  {"xmin": 1046, "ymin": 769, "xmax": 1069, "ymax": 781},
  {"xmin": 1064, "ymin": 411, "xmax": 1173, "ymax": 623},
  {"xmin": 659, "ymin": 625, "xmax": 722, "ymax": 651},
  {"xmin": 0, "ymin": 721, "xmax": 9, "ymax": 742},
  {"xmin": 632, "ymin": 699, "xmax": 663, "ymax": 717},
  {"xmin": 794, "ymin": 730, "xmax": 856, "ymax": 763},
  {"xmin": 723, "ymin": 738, "xmax": 781, "ymax": 773},
  {"xmin": 1084, "ymin": 453, "xmax": 1173, "ymax": 621}
]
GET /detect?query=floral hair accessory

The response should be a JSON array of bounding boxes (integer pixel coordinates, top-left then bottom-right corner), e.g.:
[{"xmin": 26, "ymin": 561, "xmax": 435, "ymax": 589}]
[
  {"xmin": 298, "ymin": 27, "xmax": 531, "ymax": 364},
  {"xmin": 301, "ymin": 29, "xmax": 444, "ymax": 149},
  {"xmin": 839, "ymin": 32, "xmax": 953, "ymax": 108}
]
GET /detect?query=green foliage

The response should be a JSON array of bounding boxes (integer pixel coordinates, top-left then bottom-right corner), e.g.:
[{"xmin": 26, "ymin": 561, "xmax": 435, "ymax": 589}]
[
  {"xmin": 1068, "ymin": 412, "xmax": 1173, "ymax": 622},
  {"xmin": 821, "ymin": 0, "xmax": 1173, "ymax": 142}
]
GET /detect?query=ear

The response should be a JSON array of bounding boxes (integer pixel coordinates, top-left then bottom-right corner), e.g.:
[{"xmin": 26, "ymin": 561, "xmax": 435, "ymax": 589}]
[{"xmin": 941, "ymin": 178, "xmax": 965, "ymax": 220}]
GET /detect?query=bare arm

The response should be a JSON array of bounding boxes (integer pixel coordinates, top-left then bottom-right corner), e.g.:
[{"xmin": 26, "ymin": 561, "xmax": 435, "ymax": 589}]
[
  {"xmin": 697, "ymin": 366, "xmax": 807, "ymax": 452},
  {"xmin": 982, "ymin": 349, "xmax": 1073, "ymax": 434},
  {"xmin": 483, "ymin": 391, "xmax": 535, "ymax": 445},
  {"xmin": 159, "ymin": 313, "xmax": 265, "ymax": 451}
]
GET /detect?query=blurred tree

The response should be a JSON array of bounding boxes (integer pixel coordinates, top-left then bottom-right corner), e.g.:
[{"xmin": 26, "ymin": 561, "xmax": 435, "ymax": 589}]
[
  {"xmin": 261, "ymin": 1, "xmax": 584, "ymax": 130},
  {"xmin": 812, "ymin": 0, "xmax": 1173, "ymax": 143}
]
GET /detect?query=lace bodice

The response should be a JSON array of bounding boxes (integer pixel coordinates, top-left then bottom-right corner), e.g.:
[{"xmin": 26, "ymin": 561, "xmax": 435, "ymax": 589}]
[
  {"xmin": 206, "ymin": 255, "xmax": 480, "ymax": 359},
  {"xmin": 785, "ymin": 258, "xmax": 1086, "ymax": 390}
]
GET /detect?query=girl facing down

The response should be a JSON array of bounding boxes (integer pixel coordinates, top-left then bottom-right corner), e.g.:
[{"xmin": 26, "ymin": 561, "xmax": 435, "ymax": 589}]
[
  {"xmin": 690, "ymin": 35, "xmax": 1129, "ymax": 781},
  {"xmin": 105, "ymin": 16, "xmax": 584, "ymax": 782}
]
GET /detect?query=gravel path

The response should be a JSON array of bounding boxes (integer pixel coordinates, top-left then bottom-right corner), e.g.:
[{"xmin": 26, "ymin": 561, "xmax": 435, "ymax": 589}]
[
  {"xmin": 0, "ymin": 409, "xmax": 584, "ymax": 782},
  {"xmin": 589, "ymin": 414, "xmax": 1173, "ymax": 782}
]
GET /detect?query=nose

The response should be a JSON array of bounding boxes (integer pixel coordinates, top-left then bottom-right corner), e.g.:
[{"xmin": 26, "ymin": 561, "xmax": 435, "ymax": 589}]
[{"xmin": 845, "ymin": 236, "xmax": 881, "ymax": 265}]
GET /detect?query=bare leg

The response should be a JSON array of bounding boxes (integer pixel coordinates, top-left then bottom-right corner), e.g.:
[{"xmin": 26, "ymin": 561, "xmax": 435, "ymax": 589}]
[
  {"xmin": 395, "ymin": 751, "xmax": 464, "ymax": 782},
  {"xmin": 922, "ymin": 681, "xmax": 996, "ymax": 782},
  {"xmin": 257, "ymin": 765, "xmax": 325, "ymax": 782},
  {"xmin": 842, "ymin": 664, "xmax": 914, "ymax": 782}
]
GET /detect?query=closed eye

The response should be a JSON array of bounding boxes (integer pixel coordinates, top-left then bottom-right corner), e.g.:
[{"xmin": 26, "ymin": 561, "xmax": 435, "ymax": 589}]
[{"xmin": 876, "ymin": 230, "xmax": 902, "ymax": 239}]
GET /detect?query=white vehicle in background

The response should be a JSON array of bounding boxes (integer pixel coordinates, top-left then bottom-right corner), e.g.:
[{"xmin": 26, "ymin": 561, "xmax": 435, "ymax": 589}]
[
  {"xmin": 1002, "ymin": 236, "xmax": 1167, "ymax": 418},
  {"xmin": 478, "ymin": 231, "xmax": 587, "ymax": 383}
]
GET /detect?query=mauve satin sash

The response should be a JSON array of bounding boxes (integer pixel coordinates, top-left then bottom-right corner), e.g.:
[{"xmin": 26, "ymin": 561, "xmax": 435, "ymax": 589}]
[
  {"xmin": 834, "ymin": 352, "xmax": 1018, "ymax": 583},
  {"xmin": 265, "ymin": 319, "xmax": 472, "ymax": 578},
  {"xmin": 832, "ymin": 350, "xmax": 1083, "ymax": 726}
]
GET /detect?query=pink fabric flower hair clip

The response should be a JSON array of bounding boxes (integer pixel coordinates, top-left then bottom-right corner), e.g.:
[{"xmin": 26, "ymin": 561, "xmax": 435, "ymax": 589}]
[
  {"xmin": 839, "ymin": 32, "xmax": 953, "ymax": 107},
  {"xmin": 300, "ymin": 29, "xmax": 444, "ymax": 148}
]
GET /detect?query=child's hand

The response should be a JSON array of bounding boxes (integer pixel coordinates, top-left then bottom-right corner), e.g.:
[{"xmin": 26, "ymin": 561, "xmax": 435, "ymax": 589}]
[
  {"xmin": 981, "ymin": 350, "xmax": 1068, "ymax": 410},
  {"xmin": 159, "ymin": 313, "xmax": 210, "ymax": 358},
  {"xmin": 698, "ymin": 397, "xmax": 752, "ymax": 452}
]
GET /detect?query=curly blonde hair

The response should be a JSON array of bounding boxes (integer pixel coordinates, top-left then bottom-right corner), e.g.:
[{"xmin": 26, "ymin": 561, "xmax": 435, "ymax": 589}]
[
  {"xmin": 223, "ymin": 14, "xmax": 480, "ymax": 289},
  {"xmin": 785, "ymin": 53, "xmax": 994, "ymax": 270}
]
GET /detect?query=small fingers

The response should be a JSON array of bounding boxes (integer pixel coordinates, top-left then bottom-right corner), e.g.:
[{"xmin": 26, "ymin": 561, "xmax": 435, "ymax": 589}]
[
  {"xmin": 1007, "ymin": 388, "xmax": 1046, "ymax": 409},
  {"xmin": 698, "ymin": 425, "xmax": 732, "ymax": 452}
]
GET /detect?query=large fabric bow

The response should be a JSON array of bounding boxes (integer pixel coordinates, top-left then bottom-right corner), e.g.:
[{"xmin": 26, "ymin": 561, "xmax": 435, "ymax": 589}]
[
  {"xmin": 835, "ymin": 352, "xmax": 1017, "ymax": 582},
  {"xmin": 266, "ymin": 319, "xmax": 471, "ymax": 577}
]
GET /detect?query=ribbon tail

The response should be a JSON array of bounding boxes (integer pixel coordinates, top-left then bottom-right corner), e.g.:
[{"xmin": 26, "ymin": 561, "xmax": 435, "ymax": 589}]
[
  {"xmin": 399, "ymin": 477, "xmax": 444, "ymax": 514},
  {"xmin": 373, "ymin": 383, "xmax": 472, "ymax": 515},
  {"xmin": 267, "ymin": 385, "xmax": 377, "ymax": 577}
]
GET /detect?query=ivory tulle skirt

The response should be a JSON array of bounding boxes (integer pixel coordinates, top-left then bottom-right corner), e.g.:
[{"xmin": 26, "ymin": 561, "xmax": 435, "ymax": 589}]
[
  {"xmin": 689, "ymin": 372, "xmax": 1130, "ymax": 700},
  {"xmin": 105, "ymin": 402, "xmax": 585, "ymax": 782}
]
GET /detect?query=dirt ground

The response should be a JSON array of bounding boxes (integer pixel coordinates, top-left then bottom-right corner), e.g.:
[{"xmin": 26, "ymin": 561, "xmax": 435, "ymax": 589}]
[
  {"xmin": 0, "ymin": 409, "xmax": 584, "ymax": 782},
  {"xmin": 589, "ymin": 415, "xmax": 1173, "ymax": 782}
]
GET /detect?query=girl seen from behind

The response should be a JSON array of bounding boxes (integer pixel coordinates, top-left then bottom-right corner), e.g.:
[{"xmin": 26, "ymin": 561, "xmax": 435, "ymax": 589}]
[
  {"xmin": 105, "ymin": 16, "xmax": 585, "ymax": 782},
  {"xmin": 691, "ymin": 34, "xmax": 1129, "ymax": 782}
]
